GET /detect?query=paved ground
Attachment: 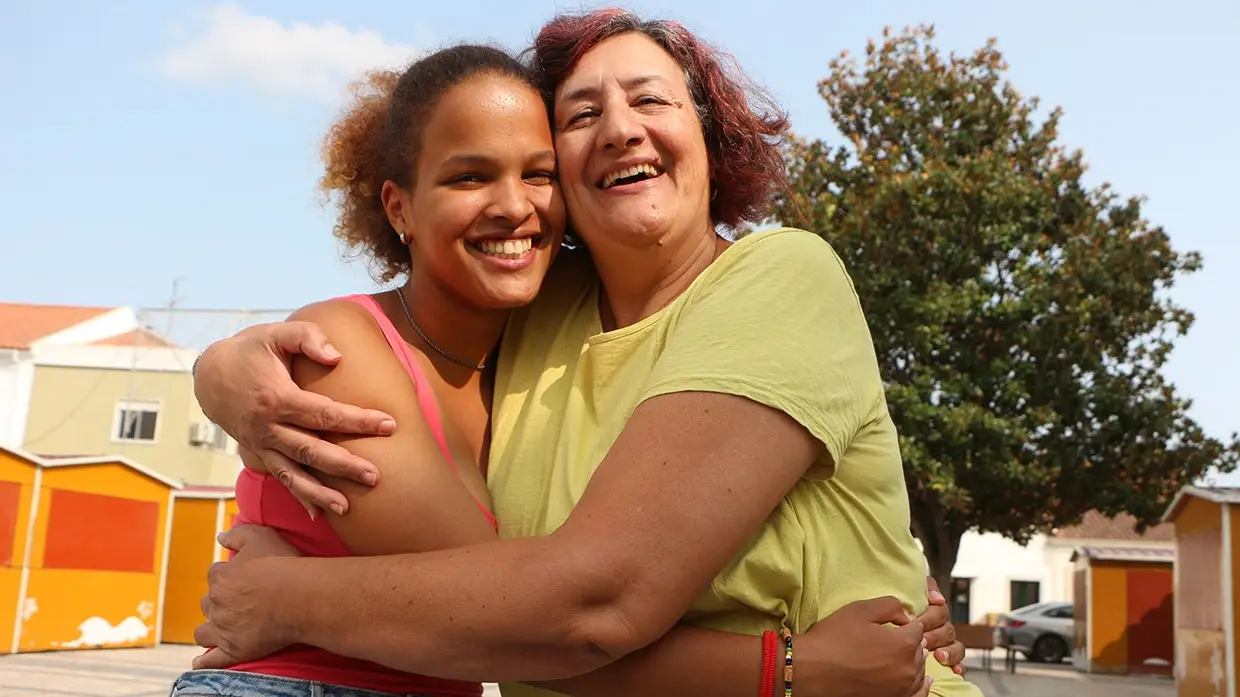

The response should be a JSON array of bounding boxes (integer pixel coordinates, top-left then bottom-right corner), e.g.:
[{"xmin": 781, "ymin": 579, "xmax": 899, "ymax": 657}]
[
  {"xmin": 962, "ymin": 656, "xmax": 1174, "ymax": 697},
  {"xmin": 0, "ymin": 644, "xmax": 1172, "ymax": 697}
]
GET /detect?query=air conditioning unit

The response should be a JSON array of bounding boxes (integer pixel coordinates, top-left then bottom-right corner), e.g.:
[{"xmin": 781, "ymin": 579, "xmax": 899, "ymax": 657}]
[{"xmin": 189, "ymin": 421, "xmax": 216, "ymax": 446}]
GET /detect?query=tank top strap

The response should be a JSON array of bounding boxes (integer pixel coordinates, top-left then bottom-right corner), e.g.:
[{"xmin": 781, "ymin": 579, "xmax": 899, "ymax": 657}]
[
  {"xmin": 335, "ymin": 293, "xmax": 497, "ymax": 529},
  {"xmin": 339, "ymin": 294, "xmax": 453, "ymax": 460}
]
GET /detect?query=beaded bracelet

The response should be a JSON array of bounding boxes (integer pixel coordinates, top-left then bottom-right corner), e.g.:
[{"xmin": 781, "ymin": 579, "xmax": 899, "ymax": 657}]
[{"xmin": 780, "ymin": 627, "xmax": 794, "ymax": 697}]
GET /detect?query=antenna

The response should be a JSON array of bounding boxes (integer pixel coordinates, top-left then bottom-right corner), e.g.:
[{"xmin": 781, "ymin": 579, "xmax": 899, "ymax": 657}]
[{"xmin": 165, "ymin": 276, "xmax": 188, "ymax": 340}]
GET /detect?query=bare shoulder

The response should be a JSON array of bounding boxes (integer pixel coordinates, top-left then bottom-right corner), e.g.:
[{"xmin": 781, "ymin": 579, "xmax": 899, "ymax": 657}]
[
  {"xmin": 286, "ymin": 297, "xmax": 498, "ymax": 553},
  {"xmin": 288, "ymin": 297, "xmax": 391, "ymax": 355},
  {"xmin": 286, "ymin": 296, "xmax": 410, "ymax": 414}
]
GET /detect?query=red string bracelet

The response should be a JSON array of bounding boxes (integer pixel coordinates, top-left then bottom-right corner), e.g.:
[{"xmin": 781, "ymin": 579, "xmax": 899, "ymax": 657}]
[{"xmin": 759, "ymin": 630, "xmax": 778, "ymax": 697}]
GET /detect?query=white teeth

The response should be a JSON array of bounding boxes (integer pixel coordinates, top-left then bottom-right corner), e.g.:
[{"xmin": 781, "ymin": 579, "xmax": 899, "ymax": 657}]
[
  {"xmin": 475, "ymin": 237, "xmax": 533, "ymax": 259},
  {"xmin": 601, "ymin": 163, "xmax": 660, "ymax": 189}
]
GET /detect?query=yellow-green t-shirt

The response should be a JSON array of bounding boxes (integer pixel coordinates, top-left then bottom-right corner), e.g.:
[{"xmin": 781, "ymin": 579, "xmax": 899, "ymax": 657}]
[{"xmin": 488, "ymin": 228, "xmax": 981, "ymax": 697}]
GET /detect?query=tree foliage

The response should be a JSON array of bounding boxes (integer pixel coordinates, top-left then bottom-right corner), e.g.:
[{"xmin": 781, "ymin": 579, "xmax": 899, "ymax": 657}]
[{"xmin": 769, "ymin": 24, "xmax": 1239, "ymax": 584}]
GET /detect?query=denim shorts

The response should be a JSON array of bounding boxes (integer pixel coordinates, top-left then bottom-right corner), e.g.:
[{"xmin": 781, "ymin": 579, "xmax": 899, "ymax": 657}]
[{"xmin": 169, "ymin": 669, "xmax": 438, "ymax": 697}]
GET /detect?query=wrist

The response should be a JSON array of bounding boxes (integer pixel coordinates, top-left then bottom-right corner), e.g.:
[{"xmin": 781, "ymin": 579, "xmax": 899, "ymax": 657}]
[
  {"xmin": 781, "ymin": 630, "xmax": 827, "ymax": 697},
  {"xmin": 255, "ymin": 556, "xmax": 308, "ymax": 647}
]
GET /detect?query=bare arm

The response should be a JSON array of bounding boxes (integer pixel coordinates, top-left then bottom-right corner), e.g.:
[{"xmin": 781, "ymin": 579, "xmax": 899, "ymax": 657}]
[
  {"xmin": 536, "ymin": 626, "xmax": 774, "ymax": 697},
  {"xmin": 536, "ymin": 580, "xmax": 964, "ymax": 697},
  {"xmin": 284, "ymin": 300, "xmax": 497, "ymax": 554},
  {"xmin": 201, "ymin": 391, "xmax": 824, "ymax": 682},
  {"xmin": 287, "ymin": 304, "xmax": 801, "ymax": 697},
  {"xmin": 192, "ymin": 321, "xmax": 394, "ymax": 516},
  {"xmin": 242, "ymin": 304, "xmax": 953, "ymax": 697}
]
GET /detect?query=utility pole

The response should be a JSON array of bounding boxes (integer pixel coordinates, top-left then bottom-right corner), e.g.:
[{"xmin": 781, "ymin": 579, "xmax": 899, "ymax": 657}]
[{"xmin": 165, "ymin": 276, "xmax": 187, "ymax": 340}]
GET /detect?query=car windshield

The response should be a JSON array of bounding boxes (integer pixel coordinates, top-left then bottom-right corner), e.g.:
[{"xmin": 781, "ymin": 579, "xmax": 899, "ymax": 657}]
[{"xmin": 1012, "ymin": 602, "xmax": 1050, "ymax": 615}]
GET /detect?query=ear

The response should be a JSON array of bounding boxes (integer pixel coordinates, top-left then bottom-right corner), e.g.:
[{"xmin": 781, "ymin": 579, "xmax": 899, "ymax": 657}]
[{"xmin": 381, "ymin": 180, "xmax": 413, "ymax": 242}]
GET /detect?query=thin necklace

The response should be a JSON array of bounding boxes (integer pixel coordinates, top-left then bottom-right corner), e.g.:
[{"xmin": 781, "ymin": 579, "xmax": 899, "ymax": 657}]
[{"xmin": 394, "ymin": 289, "xmax": 487, "ymax": 372}]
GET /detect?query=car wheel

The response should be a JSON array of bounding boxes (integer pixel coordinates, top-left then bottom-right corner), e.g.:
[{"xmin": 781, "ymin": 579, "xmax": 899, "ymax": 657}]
[{"xmin": 1033, "ymin": 635, "xmax": 1068, "ymax": 663}]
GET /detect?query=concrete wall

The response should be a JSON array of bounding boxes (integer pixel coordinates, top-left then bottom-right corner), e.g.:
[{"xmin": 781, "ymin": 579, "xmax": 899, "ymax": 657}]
[
  {"xmin": 0, "ymin": 351, "xmax": 35, "ymax": 450},
  {"xmin": 22, "ymin": 364, "xmax": 237, "ymax": 486}
]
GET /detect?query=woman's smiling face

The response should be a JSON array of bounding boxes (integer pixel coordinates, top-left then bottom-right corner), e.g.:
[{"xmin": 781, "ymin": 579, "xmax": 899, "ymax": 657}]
[{"xmin": 551, "ymin": 32, "xmax": 712, "ymax": 251}]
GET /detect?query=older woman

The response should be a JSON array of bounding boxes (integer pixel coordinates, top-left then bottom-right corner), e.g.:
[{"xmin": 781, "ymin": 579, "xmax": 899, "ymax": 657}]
[{"xmin": 191, "ymin": 9, "xmax": 980, "ymax": 697}]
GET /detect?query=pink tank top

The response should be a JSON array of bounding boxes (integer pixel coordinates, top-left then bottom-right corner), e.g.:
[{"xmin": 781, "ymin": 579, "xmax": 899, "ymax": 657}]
[{"xmin": 228, "ymin": 293, "xmax": 495, "ymax": 695}]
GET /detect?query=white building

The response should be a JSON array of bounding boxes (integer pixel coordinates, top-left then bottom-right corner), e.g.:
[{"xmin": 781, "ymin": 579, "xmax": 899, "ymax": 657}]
[
  {"xmin": 946, "ymin": 510, "xmax": 1176, "ymax": 624},
  {"xmin": 0, "ymin": 302, "xmax": 240, "ymax": 486}
]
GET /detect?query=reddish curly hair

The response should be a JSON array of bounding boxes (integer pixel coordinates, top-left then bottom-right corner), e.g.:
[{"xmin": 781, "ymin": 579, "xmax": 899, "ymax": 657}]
[
  {"xmin": 526, "ymin": 8, "xmax": 790, "ymax": 228},
  {"xmin": 319, "ymin": 45, "xmax": 536, "ymax": 283}
]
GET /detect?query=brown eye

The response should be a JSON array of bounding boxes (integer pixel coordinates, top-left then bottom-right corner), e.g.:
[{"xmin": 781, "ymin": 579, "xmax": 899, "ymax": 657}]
[{"xmin": 525, "ymin": 171, "xmax": 556, "ymax": 185}]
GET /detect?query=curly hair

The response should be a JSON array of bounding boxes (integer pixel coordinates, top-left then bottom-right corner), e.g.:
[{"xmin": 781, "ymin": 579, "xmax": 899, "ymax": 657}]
[
  {"xmin": 318, "ymin": 45, "xmax": 537, "ymax": 283},
  {"xmin": 526, "ymin": 9, "xmax": 790, "ymax": 228}
]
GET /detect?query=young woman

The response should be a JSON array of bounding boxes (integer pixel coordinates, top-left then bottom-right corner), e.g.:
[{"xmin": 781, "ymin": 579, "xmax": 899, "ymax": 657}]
[{"xmin": 186, "ymin": 11, "xmax": 976, "ymax": 697}]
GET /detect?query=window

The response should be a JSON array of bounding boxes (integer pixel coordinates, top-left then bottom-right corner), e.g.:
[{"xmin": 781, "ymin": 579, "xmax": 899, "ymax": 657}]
[
  {"xmin": 1010, "ymin": 580, "xmax": 1041, "ymax": 610},
  {"xmin": 1045, "ymin": 604, "xmax": 1074, "ymax": 619},
  {"xmin": 950, "ymin": 577, "xmax": 972, "ymax": 624},
  {"xmin": 113, "ymin": 400, "xmax": 160, "ymax": 443}
]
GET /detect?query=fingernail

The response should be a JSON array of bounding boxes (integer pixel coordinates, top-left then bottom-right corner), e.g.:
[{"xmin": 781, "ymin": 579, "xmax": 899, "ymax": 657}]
[
  {"xmin": 307, "ymin": 508, "xmax": 318, "ymax": 521},
  {"xmin": 216, "ymin": 532, "xmax": 225, "ymax": 545},
  {"xmin": 362, "ymin": 471, "xmax": 378, "ymax": 486},
  {"xmin": 906, "ymin": 612, "xmax": 917, "ymax": 622},
  {"xmin": 936, "ymin": 649, "xmax": 947, "ymax": 662},
  {"xmin": 921, "ymin": 637, "xmax": 928, "ymax": 648},
  {"xmin": 926, "ymin": 677, "xmax": 934, "ymax": 687},
  {"xmin": 331, "ymin": 503, "xmax": 345, "ymax": 516},
  {"xmin": 324, "ymin": 344, "xmax": 341, "ymax": 360},
  {"xmin": 378, "ymin": 419, "xmax": 396, "ymax": 435},
  {"xmin": 930, "ymin": 590, "xmax": 945, "ymax": 603}
]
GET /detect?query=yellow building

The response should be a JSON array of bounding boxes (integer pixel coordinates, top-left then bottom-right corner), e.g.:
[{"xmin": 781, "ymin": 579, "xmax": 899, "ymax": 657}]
[
  {"xmin": 0, "ymin": 446, "xmax": 179, "ymax": 651},
  {"xmin": 0, "ymin": 448, "xmax": 39, "ymax": 653},
  {"xmin": 1163, "ymin": 486, "xmax": 1240, "ymax": 697},
  {"xmin": 161, "ymin": 486, "xmax": 238, "ymax": 645},
  {"xmin": 0, "ymin": 302, "xmax": 240, "ymax": 487},
  {"xmin": 1070, "ymin": 546, "xmax": 1174, "ymax": 675},
  {"xmin": 0, "ymin": 446, "xmax": 242, "ymax": 653}
]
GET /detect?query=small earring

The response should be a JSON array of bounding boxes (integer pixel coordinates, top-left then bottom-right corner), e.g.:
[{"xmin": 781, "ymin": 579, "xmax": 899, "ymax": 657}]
[{"xmin": 398, "ymin": 231, "xmax": 410, "ymax": 245}]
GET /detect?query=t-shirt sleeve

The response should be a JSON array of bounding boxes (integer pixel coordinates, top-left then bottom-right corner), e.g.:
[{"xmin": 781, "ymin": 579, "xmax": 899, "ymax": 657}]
[{"xmin": 638, "ymin": 229, "xmax": 884, "ymax": 474}]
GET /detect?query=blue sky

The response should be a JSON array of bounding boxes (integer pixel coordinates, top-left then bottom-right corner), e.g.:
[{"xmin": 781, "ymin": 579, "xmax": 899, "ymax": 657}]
[{"xmin": 2, "ymin": 0, "xmax": 1237, "ymax": 470}]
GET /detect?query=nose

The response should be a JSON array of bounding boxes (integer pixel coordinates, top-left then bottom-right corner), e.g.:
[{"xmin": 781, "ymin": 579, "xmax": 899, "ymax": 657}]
[
  {"xmin": 485, "ymin": 175, "xmax": 534, "ymax": 225},
  {"xmin": 599, "ymin": 104, "xmax": 645, "ymax": 151}
]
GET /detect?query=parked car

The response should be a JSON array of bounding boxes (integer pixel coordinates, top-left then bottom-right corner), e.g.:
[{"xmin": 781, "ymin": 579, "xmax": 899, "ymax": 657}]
[{"xmin": 994, "ymin": 601, "xmax": 1075, "ymax": 663}]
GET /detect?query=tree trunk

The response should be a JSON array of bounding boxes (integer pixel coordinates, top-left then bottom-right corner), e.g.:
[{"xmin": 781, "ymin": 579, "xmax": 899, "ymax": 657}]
[{"xmin": 910, "ymin": 503, "xmax": 964, "ymax": 606}]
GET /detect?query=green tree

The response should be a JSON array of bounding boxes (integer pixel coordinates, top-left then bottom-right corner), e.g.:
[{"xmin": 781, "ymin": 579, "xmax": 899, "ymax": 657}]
[{"xmin": 769, "ymin": 24, "xmax": 1239, "ymax": 587}]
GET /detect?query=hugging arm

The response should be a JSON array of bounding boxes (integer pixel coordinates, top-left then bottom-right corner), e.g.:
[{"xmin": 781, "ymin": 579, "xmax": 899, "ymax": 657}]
[
  {"xmin": 198, "ymin": 389, "xmax": 833, "ymax": 680},
  {"xmin": 202, "ymin": 302, "xmax": 949, "ymax": 697},
  {"xmin": 193, "ymin": 248, "xmax": 964, "ymax": 695}
]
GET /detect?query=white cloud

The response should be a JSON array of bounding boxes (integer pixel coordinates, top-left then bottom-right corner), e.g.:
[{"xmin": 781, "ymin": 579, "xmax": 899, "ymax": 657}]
[{"xmin": 157, "ymin": 4, "xmax": 422, "ymax": 102}]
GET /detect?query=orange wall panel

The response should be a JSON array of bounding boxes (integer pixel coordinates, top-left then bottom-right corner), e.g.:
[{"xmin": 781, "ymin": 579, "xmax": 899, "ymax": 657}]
[
  {"xmin": 1176, "ymin": 628, "xmax": 1228, "ymax": 697},
  {"xmin": 1174, "ymin": 496, "xmax": 1222, "ymax": 537},
  {"xmin": 1126, "ymin": 568, "xmax": 1174, "ymax": 674},
  {"xmin": 1090, "ymin": 565, "xmax": 1130, "ymax": 672},
  {"xmin": 42, "ymin": 489, "xmax": 158, "ymax": 573},
  {"xmin": 19, "ymin": 569, "xmax": 160, "ymax": 651},
  {"xmin": 1229, "ymin": 507, "xmax": 1240, "ymax": 695},
  {"xmin": 161, "ymin": 498, "xmax": 219, "ymax": 644},
  {"xmin": 0, "ymin": 452, "xmax": 37, "ymax": 484},
  {"xmin": 41, "ymin": 463, "xmax": 168, "ymax": 502},
  {"xmin": 1176, "ymin": 514, "xmax": 1223, "ymax": 631},
  {"xmin": 0, "ymin": 453, "xmax": 37, "ymax": 576},
  {"xmin": 0, "ymin": 567, "xmax": 21, "ymax": 653},
  {"xmin": 219, "ymin": 499, "xmax": 239, "ymax": 561},
  {"xmin": 0, "ymin": 481, "xmax": 21, "ymax": 566}
]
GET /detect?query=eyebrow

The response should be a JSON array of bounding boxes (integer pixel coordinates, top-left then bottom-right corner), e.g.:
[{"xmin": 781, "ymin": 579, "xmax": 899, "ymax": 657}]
[
  {"xmin": 560, "ymin": 74, "xmax": 665, "ymax": 104},
  {"xmin": 442, "ymin": 151, "xmax": 556, "ymax": 168}
]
